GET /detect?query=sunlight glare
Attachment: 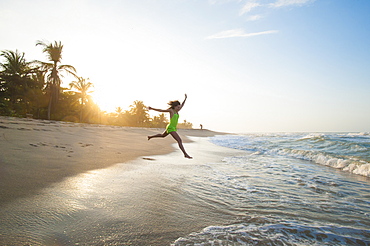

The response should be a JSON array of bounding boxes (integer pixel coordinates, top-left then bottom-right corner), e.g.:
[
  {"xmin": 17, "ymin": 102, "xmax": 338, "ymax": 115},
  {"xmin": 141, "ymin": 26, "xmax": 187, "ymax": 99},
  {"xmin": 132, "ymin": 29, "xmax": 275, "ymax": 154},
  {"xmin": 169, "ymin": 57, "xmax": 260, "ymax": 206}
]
[{"xmin": 88, "ymin": 32, "xmax": 211, "ymax": 114}]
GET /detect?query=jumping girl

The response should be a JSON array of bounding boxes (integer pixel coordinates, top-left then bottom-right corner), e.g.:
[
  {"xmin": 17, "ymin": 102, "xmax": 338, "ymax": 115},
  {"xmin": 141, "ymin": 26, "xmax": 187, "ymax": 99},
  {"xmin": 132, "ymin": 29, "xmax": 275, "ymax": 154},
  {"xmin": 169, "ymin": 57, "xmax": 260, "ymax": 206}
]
[{"xmin": 147, "ymin": 94, "xmax": 192, "ymax": 159}]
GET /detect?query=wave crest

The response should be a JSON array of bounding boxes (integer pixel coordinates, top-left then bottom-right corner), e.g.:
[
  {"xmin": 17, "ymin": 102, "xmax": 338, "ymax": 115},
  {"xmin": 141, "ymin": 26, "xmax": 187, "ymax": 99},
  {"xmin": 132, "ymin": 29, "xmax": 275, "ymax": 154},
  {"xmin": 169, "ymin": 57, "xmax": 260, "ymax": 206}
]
[{"xmin": 172, "ymin": 217, "xmax": 370, "ymax": 246}]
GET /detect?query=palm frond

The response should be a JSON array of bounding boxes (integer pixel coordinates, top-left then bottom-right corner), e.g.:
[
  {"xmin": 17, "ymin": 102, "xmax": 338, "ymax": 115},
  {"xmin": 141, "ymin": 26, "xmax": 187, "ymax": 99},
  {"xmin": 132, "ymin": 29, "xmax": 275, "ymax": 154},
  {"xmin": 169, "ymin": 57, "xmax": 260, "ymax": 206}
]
[
  {"xmin": 58, "ymin": 64, "xmax": 78, "ymax": 78},
  {"xmin": 0, "ymin": 50, "xmax": 38, "ymax": 77},
  {"xmin": 36, "ymin": 40, "xmax": 63, "ymax": 63}
]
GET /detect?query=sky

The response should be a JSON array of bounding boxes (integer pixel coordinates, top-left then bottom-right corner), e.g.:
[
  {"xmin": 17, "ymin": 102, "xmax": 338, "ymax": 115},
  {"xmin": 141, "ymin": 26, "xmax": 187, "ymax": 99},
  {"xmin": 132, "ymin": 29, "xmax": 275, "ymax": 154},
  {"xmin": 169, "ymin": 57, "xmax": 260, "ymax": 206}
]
[{"xmin": 1, "ymin": 0, "xmax": 369, "ymax": 133}]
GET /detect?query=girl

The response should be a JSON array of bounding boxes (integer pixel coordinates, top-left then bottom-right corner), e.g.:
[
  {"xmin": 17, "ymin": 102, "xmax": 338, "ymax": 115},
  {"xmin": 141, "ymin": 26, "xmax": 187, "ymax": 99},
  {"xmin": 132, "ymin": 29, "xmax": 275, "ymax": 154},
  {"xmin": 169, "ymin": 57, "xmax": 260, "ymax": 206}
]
[{"xmin": 148, "ymin": 94, "xmax": 192, "ymax": 159}]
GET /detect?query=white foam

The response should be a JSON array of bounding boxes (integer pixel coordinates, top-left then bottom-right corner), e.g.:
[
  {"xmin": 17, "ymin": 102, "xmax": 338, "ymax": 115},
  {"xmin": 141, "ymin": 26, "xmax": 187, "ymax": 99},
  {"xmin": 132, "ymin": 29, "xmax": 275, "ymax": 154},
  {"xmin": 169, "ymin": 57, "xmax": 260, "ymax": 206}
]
[
  {"xmin": 274, "ymin": 148, "xmax": 370, "ymax": 177},
  {"xmin": 172, "ymin": 220, "xmax": 370, "ymax": 246}
]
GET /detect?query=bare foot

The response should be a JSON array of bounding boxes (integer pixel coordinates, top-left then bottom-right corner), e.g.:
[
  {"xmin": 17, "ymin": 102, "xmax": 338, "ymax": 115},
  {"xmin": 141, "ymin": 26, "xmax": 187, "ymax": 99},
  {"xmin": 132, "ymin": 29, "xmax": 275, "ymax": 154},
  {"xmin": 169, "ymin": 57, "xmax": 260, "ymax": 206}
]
[{"xmin": 185, "ymin": 155, "xmax": 193, "ymax": 159}]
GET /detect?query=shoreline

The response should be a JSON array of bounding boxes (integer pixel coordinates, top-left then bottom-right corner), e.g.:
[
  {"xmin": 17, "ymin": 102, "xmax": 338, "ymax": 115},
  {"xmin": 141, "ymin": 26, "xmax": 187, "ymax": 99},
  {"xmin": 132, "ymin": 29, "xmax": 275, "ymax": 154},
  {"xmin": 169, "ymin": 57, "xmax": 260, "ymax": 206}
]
[
  {"xmin": 0, "ymin": 133, "xmax": 243, "ymax": 245},
  {"xmin": 0, "ymin": 116, "xmax": 227, "ymax": 206}
]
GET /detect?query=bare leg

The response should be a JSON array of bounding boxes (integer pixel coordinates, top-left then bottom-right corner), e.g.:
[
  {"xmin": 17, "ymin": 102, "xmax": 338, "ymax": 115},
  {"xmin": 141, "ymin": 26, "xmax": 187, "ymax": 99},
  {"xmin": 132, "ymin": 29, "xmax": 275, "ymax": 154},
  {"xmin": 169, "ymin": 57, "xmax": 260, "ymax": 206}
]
[
  {"xmin": 148, "ymin": 131, "xmax": 169, "ymax": 140},
  {"xmin": 170, "ymin": 131, "xmax": 192, "ymax": 159}
]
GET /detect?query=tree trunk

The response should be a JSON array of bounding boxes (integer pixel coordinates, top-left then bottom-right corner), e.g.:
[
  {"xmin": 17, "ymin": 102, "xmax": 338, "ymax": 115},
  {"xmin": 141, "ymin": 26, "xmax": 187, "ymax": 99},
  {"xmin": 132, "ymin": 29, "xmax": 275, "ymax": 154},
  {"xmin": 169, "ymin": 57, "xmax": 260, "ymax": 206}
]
[{"xmin": 47, "ymin": 95, "xmax": 52, "ymax": 120}]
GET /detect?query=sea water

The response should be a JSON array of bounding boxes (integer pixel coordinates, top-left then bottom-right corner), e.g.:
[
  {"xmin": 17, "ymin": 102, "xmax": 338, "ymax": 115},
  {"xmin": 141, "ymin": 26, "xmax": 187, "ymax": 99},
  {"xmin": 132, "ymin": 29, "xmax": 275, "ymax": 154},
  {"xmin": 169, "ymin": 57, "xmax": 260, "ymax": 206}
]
[
  {"xmin": 1, "ymin": 133, "xmax": 370, "ymax": 245},
  {"xmin": 212, "ymin": 133, "xmax": 370, "ymax": 177},
  {"xmin": 173, "ymin": 133, "xmax": 370, "ymax": 245}
]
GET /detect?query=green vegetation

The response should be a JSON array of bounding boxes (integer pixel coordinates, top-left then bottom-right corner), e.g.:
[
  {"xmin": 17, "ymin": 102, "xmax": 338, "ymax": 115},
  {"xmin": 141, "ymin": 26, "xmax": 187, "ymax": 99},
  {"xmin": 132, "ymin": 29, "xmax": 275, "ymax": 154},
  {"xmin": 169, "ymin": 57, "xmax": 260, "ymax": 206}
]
[{"xmin": 0, "ymin": 41, "xmax": 192, "ymax": 129}]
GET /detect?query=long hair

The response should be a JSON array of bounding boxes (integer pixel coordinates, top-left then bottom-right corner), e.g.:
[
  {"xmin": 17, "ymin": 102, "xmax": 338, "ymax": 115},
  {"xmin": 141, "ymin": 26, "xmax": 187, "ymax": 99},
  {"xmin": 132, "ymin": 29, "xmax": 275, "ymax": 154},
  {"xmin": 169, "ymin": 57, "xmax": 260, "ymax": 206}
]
[{"xmin": 168, "ymin": 100, "xmax": 180, "ymax": 109}]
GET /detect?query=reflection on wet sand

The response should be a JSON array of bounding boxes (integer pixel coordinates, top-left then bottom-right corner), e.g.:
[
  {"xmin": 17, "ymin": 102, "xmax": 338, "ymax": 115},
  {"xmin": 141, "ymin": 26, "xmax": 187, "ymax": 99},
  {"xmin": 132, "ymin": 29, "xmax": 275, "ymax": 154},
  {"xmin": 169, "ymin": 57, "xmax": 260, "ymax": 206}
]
[{"xmin": 0, "ymin": 137, "xmax": 237, "ymax": 245}]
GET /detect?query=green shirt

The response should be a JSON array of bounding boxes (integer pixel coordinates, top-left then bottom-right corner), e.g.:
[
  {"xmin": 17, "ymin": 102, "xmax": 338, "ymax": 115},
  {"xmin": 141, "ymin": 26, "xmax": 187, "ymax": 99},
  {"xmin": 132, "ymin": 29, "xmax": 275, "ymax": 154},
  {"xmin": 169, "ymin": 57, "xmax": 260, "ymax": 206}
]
[{"xmin": 166, "ymin": 113, "xmax": 179, "ymax": 133}]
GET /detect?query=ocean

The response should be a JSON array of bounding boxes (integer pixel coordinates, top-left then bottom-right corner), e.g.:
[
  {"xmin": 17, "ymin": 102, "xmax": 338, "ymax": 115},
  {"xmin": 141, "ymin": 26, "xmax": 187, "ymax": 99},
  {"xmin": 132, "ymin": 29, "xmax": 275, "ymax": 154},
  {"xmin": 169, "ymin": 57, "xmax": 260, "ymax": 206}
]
[
  {"xmin": 1, "ymin": 132, "xmax": 369, "ymax": 245},
  {"xmin": 212, "ymin": 132, "xmax": 370, "ymax": 177},
  {"xmin": 173, "ymin": 132, "xmax": 370, "ymax": 245}
]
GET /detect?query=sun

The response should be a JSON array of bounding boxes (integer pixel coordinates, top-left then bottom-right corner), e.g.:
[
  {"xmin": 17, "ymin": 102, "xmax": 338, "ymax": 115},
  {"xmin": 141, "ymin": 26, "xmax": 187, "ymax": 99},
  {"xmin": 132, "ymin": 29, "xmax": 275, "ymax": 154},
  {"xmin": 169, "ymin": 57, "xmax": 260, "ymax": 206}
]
[
  {"xmin": 91, "ymin": 90, "xmax": 123, "ymax": 113},
  {"xmin": 76, "ymin": 21, "xmax": 209, "ymax": 115}
]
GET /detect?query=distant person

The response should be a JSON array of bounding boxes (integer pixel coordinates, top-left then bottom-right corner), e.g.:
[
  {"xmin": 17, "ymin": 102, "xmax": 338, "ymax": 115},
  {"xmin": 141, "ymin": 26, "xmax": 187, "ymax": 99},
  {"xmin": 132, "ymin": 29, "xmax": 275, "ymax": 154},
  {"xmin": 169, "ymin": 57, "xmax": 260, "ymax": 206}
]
[
  {"xmin": 200, "ymin": 124, "xmax": 203, "ymax": 130},
  {"xmin": 147, "ymin": 94, "xmax": 192, "ymax": 159}
]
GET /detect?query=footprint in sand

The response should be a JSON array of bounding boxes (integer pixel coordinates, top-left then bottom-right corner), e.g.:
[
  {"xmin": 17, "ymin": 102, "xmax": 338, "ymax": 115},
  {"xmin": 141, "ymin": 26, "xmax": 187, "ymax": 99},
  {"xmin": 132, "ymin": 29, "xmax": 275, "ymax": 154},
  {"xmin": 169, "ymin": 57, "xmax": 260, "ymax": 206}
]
[{"xmin": 79, "ymin": 143, "xmax": 93, "ymax": 147}]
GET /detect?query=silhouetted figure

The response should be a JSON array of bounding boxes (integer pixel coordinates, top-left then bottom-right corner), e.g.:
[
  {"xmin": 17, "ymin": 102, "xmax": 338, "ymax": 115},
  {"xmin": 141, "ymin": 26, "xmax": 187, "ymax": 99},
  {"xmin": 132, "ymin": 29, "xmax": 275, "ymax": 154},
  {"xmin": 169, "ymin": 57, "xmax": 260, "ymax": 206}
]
[{"xmin": 147, "ymin": 94, "xmax": 192, "ymax": 159}]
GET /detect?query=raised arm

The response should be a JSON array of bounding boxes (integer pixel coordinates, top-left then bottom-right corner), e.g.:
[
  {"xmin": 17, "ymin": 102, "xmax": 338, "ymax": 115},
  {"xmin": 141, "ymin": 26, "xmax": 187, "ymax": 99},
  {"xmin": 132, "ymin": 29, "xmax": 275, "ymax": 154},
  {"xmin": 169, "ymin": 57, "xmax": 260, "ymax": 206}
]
[{"xmin": 179, "ymin": 94, "xmax": 188, "ymax": 111}]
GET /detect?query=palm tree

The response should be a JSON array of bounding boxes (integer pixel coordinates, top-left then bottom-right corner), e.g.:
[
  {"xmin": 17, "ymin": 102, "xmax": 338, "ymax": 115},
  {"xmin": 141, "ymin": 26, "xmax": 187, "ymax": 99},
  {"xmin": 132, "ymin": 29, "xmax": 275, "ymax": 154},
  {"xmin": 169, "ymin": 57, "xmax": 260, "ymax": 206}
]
[
  {"xmin": 26, "ymin": 70, "xmax": 48, "ymax": 118},
  {"xmin": 0, "ymin": 50, "xmax": 32, "ymax": 75},
  {"xmin": 129, "ymin": 100, "xmax": 149, "ymax": 127},
  {"xmin": 36, "ymin": 40, "xmax": 77, "ymax": 120},
  {"xmin": 151, "ymin": 113, "xmax": 168, "ymax": 128},
  {"xmin": 0, "ymin": 50, "xmax": 38, "ymax": 115},
  {"xmin": 69, "ymin": 77, "xmax": 93, "ymax": 122},
  {"xmin": 115, "ymin": 107, "xmax": 124, "ymax": 118}
]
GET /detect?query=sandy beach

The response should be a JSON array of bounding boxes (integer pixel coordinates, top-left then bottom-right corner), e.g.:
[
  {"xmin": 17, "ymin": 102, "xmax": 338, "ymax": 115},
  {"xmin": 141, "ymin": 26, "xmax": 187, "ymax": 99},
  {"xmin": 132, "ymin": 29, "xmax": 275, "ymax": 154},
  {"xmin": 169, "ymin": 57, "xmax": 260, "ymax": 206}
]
[
  {"xmin": 1, "ymin": 117, "xmax": 370, "ymax": 245},
  {"xmin": 0, "ymin": 116, "xmax": 223, "ymax": 206},
  {"xmin": 0, "ymin": 116, "xmax": 239, "ymax": 245}
]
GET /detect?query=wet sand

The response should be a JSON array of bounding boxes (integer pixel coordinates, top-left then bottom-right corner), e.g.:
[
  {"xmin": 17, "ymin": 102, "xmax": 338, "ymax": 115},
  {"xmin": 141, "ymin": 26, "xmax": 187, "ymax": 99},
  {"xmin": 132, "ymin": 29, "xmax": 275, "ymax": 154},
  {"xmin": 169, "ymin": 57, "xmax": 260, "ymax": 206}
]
[
  {"xmin": 0, "ymin": 136, "xmax": 244, "ymax": 245},
  {"xmin": 0, "ymin": 116, "xmax": 225, "ymax": 206}
]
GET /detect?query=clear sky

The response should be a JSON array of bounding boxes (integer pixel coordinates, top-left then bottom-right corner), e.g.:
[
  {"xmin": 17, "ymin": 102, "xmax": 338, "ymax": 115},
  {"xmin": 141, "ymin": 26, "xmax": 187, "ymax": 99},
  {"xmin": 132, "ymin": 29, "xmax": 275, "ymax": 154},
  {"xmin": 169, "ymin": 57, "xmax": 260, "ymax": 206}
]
[{"xmin": 1, "ymin": 0, "xmax": 369, "ymax": 133}]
